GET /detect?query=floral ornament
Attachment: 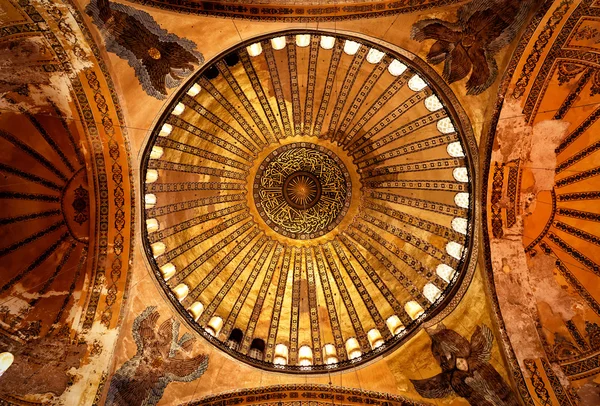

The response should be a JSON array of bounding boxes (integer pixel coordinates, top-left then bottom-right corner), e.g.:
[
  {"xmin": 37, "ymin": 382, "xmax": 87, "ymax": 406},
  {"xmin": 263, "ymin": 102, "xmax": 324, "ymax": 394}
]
[
  {"xmin": 411, "ymin": 323, "xmax": 518, "ymax": 405},
  {"xmin": 106, "ymin": 306, "xmax": 209, "ymax": 406},
  {"xmin": 411, "ymin": 0, "xmax": 536, "ymax": 95},
  {"xmin": 86, "ymin": 0, "xmax": 203, "ymax": 99}
]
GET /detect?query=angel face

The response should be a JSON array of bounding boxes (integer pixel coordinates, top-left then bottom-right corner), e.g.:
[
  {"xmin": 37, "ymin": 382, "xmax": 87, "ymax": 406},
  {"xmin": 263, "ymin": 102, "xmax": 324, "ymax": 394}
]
[{"xmin": 456, "ymin": 357, "xmax": 469, "ymax": 372}]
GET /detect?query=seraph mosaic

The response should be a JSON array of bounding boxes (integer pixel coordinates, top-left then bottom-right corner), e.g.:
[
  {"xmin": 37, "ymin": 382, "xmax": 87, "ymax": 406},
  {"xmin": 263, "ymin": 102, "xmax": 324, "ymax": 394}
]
[
  {"xmin": 411, "ymin": 0, "xmax": 536, "ymax": 95},
  {"xmin": 411, "ymin": 323, "xmax": 518, "ymax": 405},
  {"xmin": 86, "ymin": 0, "xmax": 203, "ymax": 99},
  {"xmin": 106, "ymin": 306, "xmax": 209, "ymax": 406}
]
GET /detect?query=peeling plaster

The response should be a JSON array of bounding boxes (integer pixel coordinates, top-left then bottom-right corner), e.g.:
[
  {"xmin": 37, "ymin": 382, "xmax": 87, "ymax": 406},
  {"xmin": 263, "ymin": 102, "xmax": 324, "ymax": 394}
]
[
  {"xmin": 60, "ymin": 324, "xmax": 120, "ymax": 406},
  {"xmin": 528, "ymin": 119, "xmax": 570, "ymax": 193},
  {"xmin": 490, "ymin": 238, "xmax": 546, "ymax": 365},
  {"xmin": 529, "ymin": 254, "xmax": 582, "ymax": 321}
]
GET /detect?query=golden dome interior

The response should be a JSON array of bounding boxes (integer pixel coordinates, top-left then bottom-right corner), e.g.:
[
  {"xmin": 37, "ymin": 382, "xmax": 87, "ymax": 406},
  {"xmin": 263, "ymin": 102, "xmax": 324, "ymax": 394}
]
[
  {"xmin": 142, "ymin": 31, "xmax": 475, "ymax": 370},
  {"xmin": 1, "ymin": 0, "xmax": 600, "ymax": 404}
]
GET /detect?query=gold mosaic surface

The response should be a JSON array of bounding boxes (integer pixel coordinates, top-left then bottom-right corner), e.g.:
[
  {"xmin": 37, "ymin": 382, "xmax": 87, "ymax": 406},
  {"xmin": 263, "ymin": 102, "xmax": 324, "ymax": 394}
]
[
  {"xmin": 142, "ymin": 32, "xmax": 475, "ymax": 369},
  {"xmin": 254, "ymin": 143, "xmax": 351, "ymax": 239}
]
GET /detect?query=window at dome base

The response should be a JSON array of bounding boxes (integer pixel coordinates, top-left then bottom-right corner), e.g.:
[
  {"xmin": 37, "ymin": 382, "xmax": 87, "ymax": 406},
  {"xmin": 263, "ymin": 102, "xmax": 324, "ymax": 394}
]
[{"xmin": 141, "ymin": 30, "xmax": 476, "ymax": 373}]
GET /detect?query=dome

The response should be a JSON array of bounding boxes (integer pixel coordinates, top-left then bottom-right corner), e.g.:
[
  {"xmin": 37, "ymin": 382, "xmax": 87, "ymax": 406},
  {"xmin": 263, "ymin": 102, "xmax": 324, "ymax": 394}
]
[{"xmin": 141, "ymin": 31, "xmax": 474, "ymax": 372}]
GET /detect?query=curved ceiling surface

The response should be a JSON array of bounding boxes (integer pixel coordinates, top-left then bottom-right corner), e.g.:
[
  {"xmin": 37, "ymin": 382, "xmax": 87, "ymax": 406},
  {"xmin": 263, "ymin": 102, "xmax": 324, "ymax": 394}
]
[{"xmin": 141, "ymin": 30, "xmax": 476, "ymax": 372}]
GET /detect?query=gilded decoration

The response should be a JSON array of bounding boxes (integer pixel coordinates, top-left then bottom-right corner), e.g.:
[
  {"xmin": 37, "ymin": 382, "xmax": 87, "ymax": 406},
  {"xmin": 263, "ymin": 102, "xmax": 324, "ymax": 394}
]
[
  {"xmin": 254, "ymin": 143, "xmax": 351, "ymax": 239},
  {"xmin": 141, "ymin": 30, "xmax": 477, "ymax": 372},
  {"xmin": 483, "ymin": 0, "xmax": 600, "ymax": 402},
  {"xmin": 0, "ymin": 0, "xmax": 133, "ymax": 402}
]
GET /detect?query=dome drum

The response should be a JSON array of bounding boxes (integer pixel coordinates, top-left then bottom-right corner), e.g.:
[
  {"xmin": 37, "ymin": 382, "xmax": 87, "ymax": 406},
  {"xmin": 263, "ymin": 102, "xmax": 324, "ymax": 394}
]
[{"xmin": 141, "ymin": 30, "xmax": 476, "ymax": 373}]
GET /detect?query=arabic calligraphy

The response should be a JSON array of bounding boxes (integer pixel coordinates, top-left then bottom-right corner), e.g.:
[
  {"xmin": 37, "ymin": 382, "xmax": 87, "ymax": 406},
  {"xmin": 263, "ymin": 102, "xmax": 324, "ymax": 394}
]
[{"xmin": 254, "ymin": 143, "xmax": 351, "ymax": 239}]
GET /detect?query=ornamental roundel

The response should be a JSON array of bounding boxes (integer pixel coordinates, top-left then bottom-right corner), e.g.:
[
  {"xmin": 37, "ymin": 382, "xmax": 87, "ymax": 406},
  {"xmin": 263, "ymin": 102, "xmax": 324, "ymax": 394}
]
[
  {"xmin": 254, "ymin": 143, "xmax": 351, "ymax": 239},
  {"xmin": 141, "ymin": 30, "xmax": 477, "ymax": 373}
]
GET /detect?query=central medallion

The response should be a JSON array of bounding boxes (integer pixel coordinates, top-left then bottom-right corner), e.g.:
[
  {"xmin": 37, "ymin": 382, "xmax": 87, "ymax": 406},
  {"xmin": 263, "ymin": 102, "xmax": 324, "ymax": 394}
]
[
  {"xmin": 253, "ymin": 143, "xmax": 351, "ymax": 239},
  {"xmin": 283, "ymin": 171, "xmax": 321, "ymax": 209}
]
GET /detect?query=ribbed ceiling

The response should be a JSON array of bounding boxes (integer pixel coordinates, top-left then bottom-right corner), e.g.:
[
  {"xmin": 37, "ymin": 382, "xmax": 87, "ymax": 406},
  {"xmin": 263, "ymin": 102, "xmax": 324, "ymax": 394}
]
[{"xmin": 141, "ymin": 31, "xmax": 474, "ymax": 372}]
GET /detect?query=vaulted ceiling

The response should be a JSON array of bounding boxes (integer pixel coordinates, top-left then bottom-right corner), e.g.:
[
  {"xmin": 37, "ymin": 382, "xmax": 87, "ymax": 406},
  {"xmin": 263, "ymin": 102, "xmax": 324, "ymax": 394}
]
[{"xmin": 0, "ymin": 0, "xmax": 599, "ymax": 405}]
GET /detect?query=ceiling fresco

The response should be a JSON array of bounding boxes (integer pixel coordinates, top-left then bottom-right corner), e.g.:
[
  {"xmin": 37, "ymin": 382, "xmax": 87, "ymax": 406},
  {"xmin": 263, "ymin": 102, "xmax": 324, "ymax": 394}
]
[
  {"xmin": 0, "ymin": 0, "xmax": 133, "ymax": 403},
  {"xmin": 121, "ymin": 0, "xmax": 467, "ymax": 22},
  {"xmin": 484, "ymin": 0, "xmax": 600, "ymax": 404},
  {"xmin": 2, "ymin": 0, "xmax": 600, "ymax": 404},
  {"xmin": 140, "ymin": 31, "xmax": 478, "ymax": 372}
]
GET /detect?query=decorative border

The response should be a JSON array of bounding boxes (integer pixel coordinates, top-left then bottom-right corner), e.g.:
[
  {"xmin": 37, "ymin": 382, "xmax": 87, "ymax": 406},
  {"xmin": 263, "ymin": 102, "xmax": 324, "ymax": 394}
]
[
  {"xmin": 124, "ymin": 0, "xmax": 464, "ymax": 22},
  {"xmin": 186, "ymin": 383, "xmax": 432, "ymax": 406}
]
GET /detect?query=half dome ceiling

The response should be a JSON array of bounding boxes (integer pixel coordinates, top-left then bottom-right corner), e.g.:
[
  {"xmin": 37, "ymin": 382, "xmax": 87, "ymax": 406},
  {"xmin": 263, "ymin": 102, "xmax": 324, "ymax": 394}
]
[{"xmin": 141, "ymin": 31, "xmax": 476, "ymax": 372}]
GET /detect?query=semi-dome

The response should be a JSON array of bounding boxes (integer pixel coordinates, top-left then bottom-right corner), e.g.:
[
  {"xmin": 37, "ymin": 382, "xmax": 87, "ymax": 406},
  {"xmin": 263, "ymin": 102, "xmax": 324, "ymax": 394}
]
[{"xmin": 141, "ymin": 30, "xmax": 475, "ymax": 372}]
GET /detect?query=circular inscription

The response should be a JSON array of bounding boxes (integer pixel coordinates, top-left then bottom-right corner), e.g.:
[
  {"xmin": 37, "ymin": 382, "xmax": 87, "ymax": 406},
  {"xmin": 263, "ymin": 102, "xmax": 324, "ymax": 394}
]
[{"xmin": 254, "ymin": 143, "xmax": 351, "ymax": 239}]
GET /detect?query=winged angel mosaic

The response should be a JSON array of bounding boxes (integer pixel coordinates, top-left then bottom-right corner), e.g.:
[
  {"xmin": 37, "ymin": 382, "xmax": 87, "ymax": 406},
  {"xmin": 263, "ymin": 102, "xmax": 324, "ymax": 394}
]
[
  {"xmin": 106, "ymin": 306, "xmax": 209, "ymax": 406},
  {"xmin": 411, "ymin": 0, "xmax": 536, "ymax": 95},
  {"xmin": 411, "ymin": 323, "xmax": 518, "ymax": 405},
  {"xmin": 86, "ymin": 0, "xmax": 203, "ymax": 99}
]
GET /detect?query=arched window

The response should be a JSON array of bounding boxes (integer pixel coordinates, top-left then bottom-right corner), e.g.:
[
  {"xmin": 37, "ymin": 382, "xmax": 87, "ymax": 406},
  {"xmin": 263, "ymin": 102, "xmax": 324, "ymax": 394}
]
[
  {"xmin": 249, "ymin": 338, "xmax": 265, "ymax": 361},
  {"xmin": 172, "ymin": 283, "xmax": 189, "ymax": 301},
  {"xmin": 424, "ymin": 95, "xmax": 443, "ymax": 112},
  {"xmin": 159, "ymin": 263, "xmax": 176, "ymax": 281},
  {"xmin": 452, "ymin": 167, "xmax": 469, "ymax": 183},
  {"xmin": 437, "ymin": 117, "xmax": 455, "ymax": 134},
  {"xmin": 187, "ymin": 83, "xmax": 201, "ymax": 96},
  {"xmin": 405, "ymin": 301, "xmax": 424, "ymax": 320},
  {"xmin": 367, "ymin": 328, "xmax": 384, "ymax": 349},
  {"xmin": 0, "ymin": 353, "xmax": 13, "ymax": 377},
  {"xmin": 323, "ymin": 344, "xmax": 338, "ymax": 364},
  {"xmin": 271, "ymin": 36, "xmax": 286, "ymax": 50},
  {"xmin": 246, "ymin": 43, "xmax": 262, "ymax": 57},
  {"xmin": 150, "ymin": 242, "xmax": 166, "ymax": 258},
  {"xmin": 144, "ymin": 194, "xmax": 156, "ymax": 209},
  {"xmin": 158, "ymin": 123, "xmax": 172, "ymax": 137},
  {"xmin": 150, "ymin": 146, "xmax": 164, "ymax": 159},
  {"xmin": 187, "ymin": 302, "xmax": 204, "ymax": 321},
  {"xmin": 388, "ymin": 59, "xmax": 407, "ymax": 76},
  {"xmin": 345, "ymin": 337, "xmax": 361, "ymax": 360},
  {"xmin": 423, "ymin": 283, "xmax": 442, "ymax": 303},
  {"xmin": 366, "ymin": 48, "xmax": 385, "ymax": 64},
  {"xmin": 408, "ymin": 75, "xmax": 427, "ymax": 91},
  {"xmin": 227, "ymin": 328, "xmax": 243, "ymax": 351},
  {"xmin": 344, "ymin": 40, "xmax": 360, "ymax": 55},
  {"xmin": 320, "ymin": 36, "xmax": 335, "ymax": 50},
  {"xmin": 172, "ymin": 102, "xmax": 185, "ymax": 116},
  {"xmin": 446, "ymin": 241, "xmax": 464, "ymax": 260},
  {"xmin": 454, "ymin": 192, "xmax": 470, "ymax": 208},
  {"xmin": 206, "ymin": 316, "xmax": 223, "ymax": 337},
  {"xmin": 452, "ymin": 217, "xmax": 468, "ymax": 234},
  {"xmin": 386, "ymin": 315, "xmax": 405, "ymax": 335},
  {"xmin": 447, "ymin": 141, "xmax": 465, "ymax": 157},
  {"xmin": 146, "ymin": 218, "xmax": 159, "ymax": 233},
  {"xmin": 273, "ymin": 343, "xmax": 289, "ymax": 365},
  {"xmin": 295, "ymin": 34, "xmax": 310, "ymax": 47},
  {"xmin": 436, "ymin": 264, "xmax": 456, "ymax": 283},
  {"xmin": 298, "ymin": 345, "xmax": 313, "ymax": 366}
]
